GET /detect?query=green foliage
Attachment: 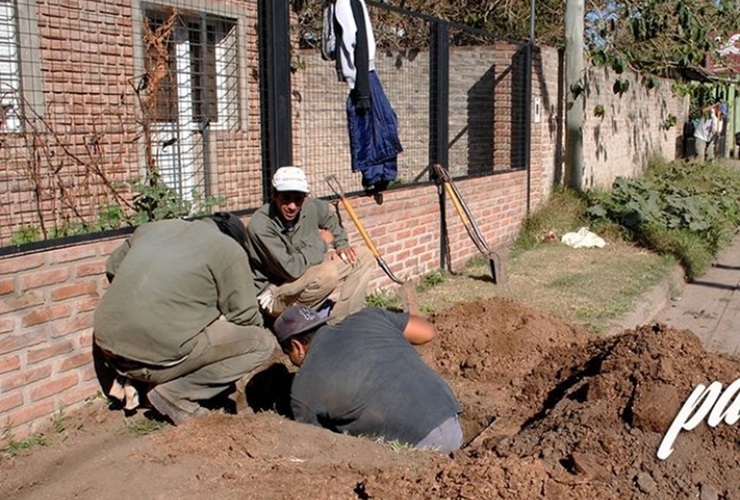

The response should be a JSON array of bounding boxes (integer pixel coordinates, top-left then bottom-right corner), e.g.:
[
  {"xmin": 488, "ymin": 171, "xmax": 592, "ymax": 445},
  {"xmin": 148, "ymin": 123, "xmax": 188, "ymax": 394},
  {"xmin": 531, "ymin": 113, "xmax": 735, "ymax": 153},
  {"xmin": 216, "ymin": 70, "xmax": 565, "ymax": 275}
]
[
  {"xmin": 1, "ymin": 425, "xmax": 49, "ymax": 457},
  {"xmin": 660, "ymin": 114, "xmax": 678, "ymax": 131},
  {"xmin": 513, "ymin": 186, "xmax": 590, "ymax": 254},
  {"xmin": 612, "ymin": 79, "xmax": 630, "ymax": 96},
  {"xmin": 593, "ymin": 104, "xmax": 605, "ymax": 118},
  {"xmin": 418, "ymin": 270, "xmax": 447, "ymax": 292},
  {"xmin": 570, "ymin": 83, "xmax": 586, "ymax": 99},
  {"xmin": 124, "ymin": 417, "xmax": 170, "ymax": 436},
  {"xmin": 130, "ymin": 176, "xmax": 225, "ymax": 226},
  {"xmin": 364, "ymin": 290, "xmax": 402, "ymax": 311},
  {"xmin": 50, "ymin": 409, "xmax": 66, "ymax": 434},
  {"xmin": 585, "ymin": 160, "xmax": 740, "ymax": 279},
  {"xmin": 11, "ymin": 224, "xmax": 42, "ymax": 245}
]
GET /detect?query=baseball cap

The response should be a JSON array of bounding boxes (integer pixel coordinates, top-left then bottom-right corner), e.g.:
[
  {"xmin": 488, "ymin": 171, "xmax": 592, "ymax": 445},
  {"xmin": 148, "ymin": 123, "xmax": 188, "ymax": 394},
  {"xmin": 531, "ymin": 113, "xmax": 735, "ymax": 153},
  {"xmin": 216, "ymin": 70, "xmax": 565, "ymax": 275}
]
[
  {"xmin": 273, "ymin": 305, "xmax": 328, "ymax": 344},
  {"xmin": 272, "ymin": 166, "xmax": 310, "ymax": 193}
]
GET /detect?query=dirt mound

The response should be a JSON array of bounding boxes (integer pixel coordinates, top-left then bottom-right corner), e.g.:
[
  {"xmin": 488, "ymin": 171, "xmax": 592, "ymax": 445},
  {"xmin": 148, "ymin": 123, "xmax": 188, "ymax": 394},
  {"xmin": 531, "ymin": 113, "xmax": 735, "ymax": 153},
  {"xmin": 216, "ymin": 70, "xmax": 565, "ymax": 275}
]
[
  {"xmin": 3, "ymin": 299, "xmax": 740, "ymax": 499},
  {"xmin": 372, "ymin": 323, "xmax": 740, "ymax": 499},
  {"xmin": 426, "ymin": 297, "xmax": 590, "ymax": 382}
]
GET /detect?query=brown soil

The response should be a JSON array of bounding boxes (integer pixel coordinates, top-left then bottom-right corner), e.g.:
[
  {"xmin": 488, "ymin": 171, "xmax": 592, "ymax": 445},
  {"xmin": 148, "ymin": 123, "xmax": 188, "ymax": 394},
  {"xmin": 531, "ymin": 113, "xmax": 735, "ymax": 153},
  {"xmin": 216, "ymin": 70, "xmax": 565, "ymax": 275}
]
[{"xmin": 2, "ymin": 297, "xmax": 739, "ymax": 499}]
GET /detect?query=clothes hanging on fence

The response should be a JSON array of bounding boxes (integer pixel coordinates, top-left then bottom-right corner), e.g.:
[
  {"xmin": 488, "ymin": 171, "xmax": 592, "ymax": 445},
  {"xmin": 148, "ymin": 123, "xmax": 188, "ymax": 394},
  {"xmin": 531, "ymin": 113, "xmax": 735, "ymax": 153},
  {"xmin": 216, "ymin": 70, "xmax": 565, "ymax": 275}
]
[{"xmin": 323, "ymin": 0, "xmax": 402, "ymax": 195}]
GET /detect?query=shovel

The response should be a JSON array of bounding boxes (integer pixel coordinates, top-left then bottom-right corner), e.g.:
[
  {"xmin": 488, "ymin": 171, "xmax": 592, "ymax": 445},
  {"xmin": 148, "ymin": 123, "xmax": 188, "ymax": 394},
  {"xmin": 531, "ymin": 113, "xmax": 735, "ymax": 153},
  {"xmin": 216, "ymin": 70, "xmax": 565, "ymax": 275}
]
[
  {"xmin": 325, "ymin": 175, "xmax": 420, "ymax": 315},
  {"xmin": 432, "ymin": 164, "xmax": 507, "ymax": 284}
]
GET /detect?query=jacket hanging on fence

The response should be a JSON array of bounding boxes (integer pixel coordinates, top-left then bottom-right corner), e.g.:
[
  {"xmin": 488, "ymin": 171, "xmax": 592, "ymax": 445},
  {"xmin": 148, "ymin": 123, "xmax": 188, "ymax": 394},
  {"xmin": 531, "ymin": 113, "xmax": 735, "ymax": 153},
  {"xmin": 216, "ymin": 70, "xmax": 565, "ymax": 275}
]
[{"xmin": 323, "ymin": 0, "xmax": 403, "ymax": 195}]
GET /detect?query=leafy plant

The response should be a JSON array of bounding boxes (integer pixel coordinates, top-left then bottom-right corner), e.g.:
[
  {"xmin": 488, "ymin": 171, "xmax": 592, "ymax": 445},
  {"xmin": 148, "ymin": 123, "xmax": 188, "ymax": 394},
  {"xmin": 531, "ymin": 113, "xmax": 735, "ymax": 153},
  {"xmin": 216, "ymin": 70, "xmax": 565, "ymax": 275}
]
[
  {"xmin": 660, "ymin": 114, "xmax": 678, "ymax": 131},
  {"xmin": 612, "ymin": 79, "xmax": 630, "ymax": 96},
  {"xmin": 585, "ymin": 159, "xmax": 740, "ymax": 278},
  {"xmin": 418, "ymin": 270, "xmax": 447, "ymax": 292},
  {"xmin": 11, "ymin": 224, "xmax": 42, "ymax": 245},
  {"xmin": 1, "ymin": 425, "xmax": 49, "ymax": 457},
  {"xmin": 364, "ymin": 290, "xmax": 402, "ymax": 311},
  {"xmin": 593, "ymin": 104, "xmax": 605, "ymax": 118}
]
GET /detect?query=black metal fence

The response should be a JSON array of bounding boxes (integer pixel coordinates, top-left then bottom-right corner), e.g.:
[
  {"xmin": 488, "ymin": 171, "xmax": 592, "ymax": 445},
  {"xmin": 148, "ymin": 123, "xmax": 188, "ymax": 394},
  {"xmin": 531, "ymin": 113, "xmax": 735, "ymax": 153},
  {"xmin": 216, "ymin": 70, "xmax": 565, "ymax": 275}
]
[
  {"xmin": 0, "ymin": 0, "xmax": 532, "ymax": 252},
  {"xmin": 286, "ymin": 1, "xmax": 531, "ymax": 199}
]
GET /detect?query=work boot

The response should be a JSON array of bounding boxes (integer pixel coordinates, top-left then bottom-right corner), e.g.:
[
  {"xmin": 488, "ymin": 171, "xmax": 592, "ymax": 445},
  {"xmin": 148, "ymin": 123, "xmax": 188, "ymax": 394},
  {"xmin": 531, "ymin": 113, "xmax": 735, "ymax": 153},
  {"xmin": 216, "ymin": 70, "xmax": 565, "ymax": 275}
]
[
  {"xmin": 147, "ymin": 387, "xmax": 209, "ymax": 425},
  {"xmin": 233, "ymin": 362, "xmax": 274, "ymax": 415}
]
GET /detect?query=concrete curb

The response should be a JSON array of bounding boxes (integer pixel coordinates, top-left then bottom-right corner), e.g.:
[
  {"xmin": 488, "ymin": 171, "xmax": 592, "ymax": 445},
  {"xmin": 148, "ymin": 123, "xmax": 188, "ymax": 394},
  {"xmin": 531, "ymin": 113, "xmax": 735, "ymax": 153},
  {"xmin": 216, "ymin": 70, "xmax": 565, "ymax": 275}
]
[{"xmin": 604, "ymin": 264, "xmax": 686, "ymax": 337}]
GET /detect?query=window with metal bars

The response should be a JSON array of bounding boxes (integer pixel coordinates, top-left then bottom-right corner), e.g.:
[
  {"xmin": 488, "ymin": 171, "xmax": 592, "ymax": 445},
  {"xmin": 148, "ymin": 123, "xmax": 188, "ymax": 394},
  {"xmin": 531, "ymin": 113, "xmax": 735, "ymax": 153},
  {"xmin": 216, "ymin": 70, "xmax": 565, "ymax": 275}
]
[
  {"xmin": 0, "ymin": 0, "xmax": 22, "ymax": 132},
  {"xmin": 143, "ymin": 8, "xmax": 240, "ymax": 200},
  {"xmin": 145, "ymin": 10, "xmax": 239, "ymax": 130}
]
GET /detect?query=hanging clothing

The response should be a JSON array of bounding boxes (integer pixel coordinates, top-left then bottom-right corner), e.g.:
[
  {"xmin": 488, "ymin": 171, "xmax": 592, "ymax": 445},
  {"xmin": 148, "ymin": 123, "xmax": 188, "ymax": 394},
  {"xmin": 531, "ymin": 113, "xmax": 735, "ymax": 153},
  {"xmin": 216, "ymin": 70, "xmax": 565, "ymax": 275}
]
[
  {"xmin": 323, "ymin": 0, "xmax": 402, "ymax": 194},
  {"xmin": 347, "ymin": 71, "xmax": 403, "ymax": 193}
]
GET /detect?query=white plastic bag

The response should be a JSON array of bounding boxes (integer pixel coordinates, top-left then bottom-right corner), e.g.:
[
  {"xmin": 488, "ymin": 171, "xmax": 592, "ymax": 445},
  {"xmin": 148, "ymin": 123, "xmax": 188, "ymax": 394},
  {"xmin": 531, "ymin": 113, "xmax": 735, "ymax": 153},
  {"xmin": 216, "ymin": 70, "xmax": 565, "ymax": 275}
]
[{"xmin": 561, "ymin": 227, "xmax": 606, "ymax": 249}]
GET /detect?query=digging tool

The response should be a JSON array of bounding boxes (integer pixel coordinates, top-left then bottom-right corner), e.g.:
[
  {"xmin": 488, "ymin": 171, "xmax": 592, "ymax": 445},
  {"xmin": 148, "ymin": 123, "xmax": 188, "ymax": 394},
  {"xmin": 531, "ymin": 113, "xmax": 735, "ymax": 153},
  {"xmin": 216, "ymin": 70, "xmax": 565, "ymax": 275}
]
[
  {"xmin": 325, "ymin": 175, "xmax": 420, "ymax": 315},
  {"xmin": 433, "ymin": 163, "xmax": 508, "ymax": 284}
]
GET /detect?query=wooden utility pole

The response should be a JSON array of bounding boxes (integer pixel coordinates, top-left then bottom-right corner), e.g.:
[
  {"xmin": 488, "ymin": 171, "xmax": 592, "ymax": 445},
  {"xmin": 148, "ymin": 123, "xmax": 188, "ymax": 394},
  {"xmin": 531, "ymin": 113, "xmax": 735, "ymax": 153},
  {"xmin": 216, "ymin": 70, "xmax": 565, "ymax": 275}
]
[{"xmin": 564, "ymin": 0, "xmax": 584, "ymax": 190}]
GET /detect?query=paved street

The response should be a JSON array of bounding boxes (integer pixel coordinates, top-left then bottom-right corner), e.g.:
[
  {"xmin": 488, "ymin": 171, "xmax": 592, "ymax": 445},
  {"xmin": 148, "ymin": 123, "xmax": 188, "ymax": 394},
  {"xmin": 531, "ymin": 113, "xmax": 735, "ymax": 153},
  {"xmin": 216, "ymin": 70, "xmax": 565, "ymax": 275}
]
[{"xmin": 656, "ymin": 233, "xmax": 740, "ymax": 356}]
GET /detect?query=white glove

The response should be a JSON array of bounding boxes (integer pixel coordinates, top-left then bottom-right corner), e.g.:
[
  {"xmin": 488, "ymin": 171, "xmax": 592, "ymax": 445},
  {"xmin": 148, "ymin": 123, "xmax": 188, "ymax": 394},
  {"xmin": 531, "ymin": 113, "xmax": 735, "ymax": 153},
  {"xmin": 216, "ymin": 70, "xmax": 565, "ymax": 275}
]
[{"xmin": 257, "ymin": 288, "xmax": 275, "ymax": 313}]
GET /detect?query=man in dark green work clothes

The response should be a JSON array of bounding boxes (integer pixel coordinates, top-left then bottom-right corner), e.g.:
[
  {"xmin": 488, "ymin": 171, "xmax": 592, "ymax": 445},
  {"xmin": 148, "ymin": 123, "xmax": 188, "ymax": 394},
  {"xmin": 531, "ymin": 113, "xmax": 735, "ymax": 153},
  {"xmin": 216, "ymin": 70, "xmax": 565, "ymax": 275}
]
[
  {"xmin": 246, "ymin": 166, "xmax": 374, "ymax": 325},
  {"xmin": 93, "ymin": 213, "xmax": 276, "ymax": 425}
]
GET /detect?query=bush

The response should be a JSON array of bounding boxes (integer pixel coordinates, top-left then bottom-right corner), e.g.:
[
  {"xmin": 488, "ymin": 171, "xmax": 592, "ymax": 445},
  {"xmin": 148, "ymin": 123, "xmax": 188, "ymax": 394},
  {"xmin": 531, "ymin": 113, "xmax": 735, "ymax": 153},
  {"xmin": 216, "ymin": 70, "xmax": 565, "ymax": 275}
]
[{"xmin": 585, "ymin": 160, "xmax": 740, "ymax": 279}]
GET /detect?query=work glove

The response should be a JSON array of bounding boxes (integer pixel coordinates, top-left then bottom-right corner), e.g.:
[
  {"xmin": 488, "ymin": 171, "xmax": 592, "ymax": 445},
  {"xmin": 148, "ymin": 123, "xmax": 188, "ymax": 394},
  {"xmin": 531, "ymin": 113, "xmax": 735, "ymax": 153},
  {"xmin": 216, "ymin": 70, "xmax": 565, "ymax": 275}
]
[{"xmin": 257, "ymin": 287, "xmax": 275, "ymax": 314}]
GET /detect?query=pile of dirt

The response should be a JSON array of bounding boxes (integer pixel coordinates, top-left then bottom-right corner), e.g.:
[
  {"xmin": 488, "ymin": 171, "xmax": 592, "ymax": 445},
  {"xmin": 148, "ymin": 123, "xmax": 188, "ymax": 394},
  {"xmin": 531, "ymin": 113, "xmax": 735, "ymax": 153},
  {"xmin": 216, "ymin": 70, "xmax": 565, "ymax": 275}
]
[
  {"xmin": 2, "ymin": 297, "xmax": 739, "ymax": 499},
  {"xmin": 363, "ymin": 323, "xmax": 740, "ymax": 499}
]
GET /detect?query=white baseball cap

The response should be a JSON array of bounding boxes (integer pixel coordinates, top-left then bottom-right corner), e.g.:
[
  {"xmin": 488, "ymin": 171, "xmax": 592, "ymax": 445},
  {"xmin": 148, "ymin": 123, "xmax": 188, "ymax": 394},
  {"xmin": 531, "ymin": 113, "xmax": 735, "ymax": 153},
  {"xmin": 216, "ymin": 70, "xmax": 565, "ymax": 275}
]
[{"xmin": 272, "ymin": 166, "xmax": 310, "ymax": 193}]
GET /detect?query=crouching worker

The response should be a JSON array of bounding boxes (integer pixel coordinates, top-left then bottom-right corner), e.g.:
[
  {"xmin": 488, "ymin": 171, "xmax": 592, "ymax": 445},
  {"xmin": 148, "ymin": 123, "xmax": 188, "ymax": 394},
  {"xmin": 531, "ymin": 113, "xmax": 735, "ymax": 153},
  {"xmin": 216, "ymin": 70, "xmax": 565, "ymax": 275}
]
[
  {"xmin": 246, "ymin": 166, "xmax": 374, "ymax": 325},
  {"xmin": 93, "ymin": 213, "xmax": 276, "ymax": 425},
  {"xmin": 273, "ymin": 305, "xmax": 464, "ymax": 452}
]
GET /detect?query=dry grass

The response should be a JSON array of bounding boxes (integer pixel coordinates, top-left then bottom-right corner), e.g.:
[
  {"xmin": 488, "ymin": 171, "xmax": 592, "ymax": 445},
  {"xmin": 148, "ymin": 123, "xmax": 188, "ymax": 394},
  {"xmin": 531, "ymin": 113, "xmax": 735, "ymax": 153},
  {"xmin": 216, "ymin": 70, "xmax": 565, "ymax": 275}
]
[{"xmin": 416, "ymin": 240, "xmax": 677, "ymax": 334}]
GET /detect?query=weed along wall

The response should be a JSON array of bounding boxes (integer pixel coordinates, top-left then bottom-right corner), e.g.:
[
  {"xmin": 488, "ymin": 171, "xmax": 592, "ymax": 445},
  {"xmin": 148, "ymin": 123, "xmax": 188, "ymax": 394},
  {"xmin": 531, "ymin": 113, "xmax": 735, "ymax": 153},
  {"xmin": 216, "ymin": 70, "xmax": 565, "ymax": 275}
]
[{"xmin": 0, "ymin": 169, "xmax": 531, "ymax": 438}]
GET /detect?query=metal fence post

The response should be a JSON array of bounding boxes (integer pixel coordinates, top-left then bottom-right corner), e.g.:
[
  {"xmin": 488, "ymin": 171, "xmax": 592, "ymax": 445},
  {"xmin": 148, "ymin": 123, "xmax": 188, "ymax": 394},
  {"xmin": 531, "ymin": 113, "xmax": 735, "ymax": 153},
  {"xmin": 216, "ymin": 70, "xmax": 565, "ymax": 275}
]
[
  {"xmin": 429, "ymin": 20, "xmax": 450, "ymax": 271},
  {"xmin": 258, "ymin": 0, "xmax": 293, "ymax": 201}
]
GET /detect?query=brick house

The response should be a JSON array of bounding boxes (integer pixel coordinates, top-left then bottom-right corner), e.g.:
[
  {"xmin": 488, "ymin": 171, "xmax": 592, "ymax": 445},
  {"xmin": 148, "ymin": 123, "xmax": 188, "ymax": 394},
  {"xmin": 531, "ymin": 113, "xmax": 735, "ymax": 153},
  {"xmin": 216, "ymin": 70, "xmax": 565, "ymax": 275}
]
[{"xmin": 0, "ymin": 0, "xmax": 690, "ymax": 438}]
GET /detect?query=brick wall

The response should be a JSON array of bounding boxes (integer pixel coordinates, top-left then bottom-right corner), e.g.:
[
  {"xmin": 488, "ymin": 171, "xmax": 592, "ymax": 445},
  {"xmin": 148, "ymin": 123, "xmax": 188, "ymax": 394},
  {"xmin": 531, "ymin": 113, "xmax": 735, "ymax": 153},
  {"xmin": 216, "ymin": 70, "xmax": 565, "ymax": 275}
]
[
  {"xmin": 581, "ymin": 66, "xmax": 690, "ymax": 189},
  {"xmin": 0, "ymin": 0, "xmax": 264, "ymax": 245},
  {"xmin": 0, "ymin": 167, "xmax": 529, "ymax": 438},
  {"xmin": 0, "ymin": 238, "xmax": 117, "ymax": 437}
]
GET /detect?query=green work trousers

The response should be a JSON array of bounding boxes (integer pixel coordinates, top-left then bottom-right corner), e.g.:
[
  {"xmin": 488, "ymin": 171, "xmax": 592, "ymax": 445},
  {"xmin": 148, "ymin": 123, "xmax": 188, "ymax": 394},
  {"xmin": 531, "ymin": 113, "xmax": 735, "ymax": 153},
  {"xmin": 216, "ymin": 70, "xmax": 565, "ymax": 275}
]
[{"xmin": 270, "ymin": 246, "xmax": 375, "ymax": 324}]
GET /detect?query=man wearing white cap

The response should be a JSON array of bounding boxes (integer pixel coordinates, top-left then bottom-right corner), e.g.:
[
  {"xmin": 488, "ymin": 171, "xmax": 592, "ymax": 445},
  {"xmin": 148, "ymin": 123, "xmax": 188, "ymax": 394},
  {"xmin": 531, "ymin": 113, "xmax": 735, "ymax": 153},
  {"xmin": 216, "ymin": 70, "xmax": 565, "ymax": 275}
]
[{"xmin": 245, "ymin": 166, "xmax": 374, "ymax": 324}]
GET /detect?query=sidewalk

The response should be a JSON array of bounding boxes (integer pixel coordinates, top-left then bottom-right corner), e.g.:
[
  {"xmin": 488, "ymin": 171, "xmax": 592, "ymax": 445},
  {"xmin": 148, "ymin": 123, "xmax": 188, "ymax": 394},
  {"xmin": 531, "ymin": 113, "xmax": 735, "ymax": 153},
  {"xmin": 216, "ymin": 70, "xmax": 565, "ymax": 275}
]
[{"xmin": 655, "ymin": 233, "xmax": 740, "ymax": 356}]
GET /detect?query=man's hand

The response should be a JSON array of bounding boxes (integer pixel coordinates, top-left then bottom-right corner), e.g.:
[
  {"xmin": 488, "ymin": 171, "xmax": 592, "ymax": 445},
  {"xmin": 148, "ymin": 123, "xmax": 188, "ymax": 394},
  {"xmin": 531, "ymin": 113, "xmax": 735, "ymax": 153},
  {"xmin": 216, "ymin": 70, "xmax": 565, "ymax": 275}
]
[
  {"xmin": 335, "ymin": 246, "xmax": 358, "ymax": 265},
  {"xmin": 257, "ymin": 287, "xmax": 275, "ymax": 314},
  {"xmin": 319, "ymin": 229, "xmax": 334, "ymax": 246}
]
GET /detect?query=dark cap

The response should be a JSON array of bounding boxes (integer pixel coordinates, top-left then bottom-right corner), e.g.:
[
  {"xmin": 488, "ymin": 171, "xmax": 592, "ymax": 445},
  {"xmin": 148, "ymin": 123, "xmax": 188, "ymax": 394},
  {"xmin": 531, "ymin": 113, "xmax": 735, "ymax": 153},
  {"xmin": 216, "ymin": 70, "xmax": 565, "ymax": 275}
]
[
  {"xmin": 208, "ymin": 212, "xmax": 247, "ymax": 251},
  {"xmin": 273, "ymin": 305, "xmax": 328, "ymax": 344}
]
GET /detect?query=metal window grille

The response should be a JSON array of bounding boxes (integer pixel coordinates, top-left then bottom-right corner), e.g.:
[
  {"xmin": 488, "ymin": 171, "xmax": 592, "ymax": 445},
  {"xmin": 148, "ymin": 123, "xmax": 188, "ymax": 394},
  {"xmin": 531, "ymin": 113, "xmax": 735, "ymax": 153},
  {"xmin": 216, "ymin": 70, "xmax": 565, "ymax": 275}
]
[
  {"xmin": 0, "ymin": 0, "xmax": 21, "ymax": 132},
  {"xmin": 144, "ymin": 8, "xmax": 239, "ymax": 201}
]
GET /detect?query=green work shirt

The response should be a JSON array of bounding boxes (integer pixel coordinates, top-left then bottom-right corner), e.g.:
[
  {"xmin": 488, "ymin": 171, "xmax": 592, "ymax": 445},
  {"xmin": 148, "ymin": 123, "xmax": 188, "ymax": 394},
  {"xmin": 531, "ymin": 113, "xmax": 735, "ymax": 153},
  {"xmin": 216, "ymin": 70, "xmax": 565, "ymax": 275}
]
[
  {"xmin": 94, "ymin": 218, "xmax": 262, "ymax": 365},
  {"xmin": 245, "ymin": 198, "xmax": 349, "ymax": 292}
]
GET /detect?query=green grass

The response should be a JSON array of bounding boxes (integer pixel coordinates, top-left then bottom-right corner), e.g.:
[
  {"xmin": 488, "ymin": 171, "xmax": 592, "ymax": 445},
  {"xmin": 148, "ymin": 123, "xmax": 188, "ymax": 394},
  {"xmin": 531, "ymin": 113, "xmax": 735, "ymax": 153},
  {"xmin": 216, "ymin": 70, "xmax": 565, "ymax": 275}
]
[
  {"xmin": 50, "ymin": 409, "xmax": 66, "ymax": 434},
  {"xmin": 123, "ymin": 417, "xmax": 170, "ymax": 436},
  {"xmin": 375, "ymin": 437, "xmax": 415, "ymax": 452},
  {"xmin": 364, "ymin": 289, "xmax": 402, "ymax": 310},
  {"xmin": 512, "ymin": 186, "xmax": 590, "ymax": 255},
  {"xmin": 417, "ymin": 270, "xmax": 448, "ymax": 292},
  {"xmin": 1, "ymin": 426, "xmax": 49, "ymax": 457}
]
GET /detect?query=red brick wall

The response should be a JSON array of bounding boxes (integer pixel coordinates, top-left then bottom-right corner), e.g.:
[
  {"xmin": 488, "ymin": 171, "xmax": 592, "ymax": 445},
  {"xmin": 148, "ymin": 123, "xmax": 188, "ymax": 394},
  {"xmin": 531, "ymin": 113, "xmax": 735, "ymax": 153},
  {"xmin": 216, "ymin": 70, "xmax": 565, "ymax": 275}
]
[
  {"xmin": 0, "ymin": 238, "xmax": 118, "ymax": 436},
  {"xmin": 0, "ymin": 165, "xmax": 532, "ymax": 438},
  {"xmin": 0, "ymin": 0, "xmax": 263, "ymax": 245}
]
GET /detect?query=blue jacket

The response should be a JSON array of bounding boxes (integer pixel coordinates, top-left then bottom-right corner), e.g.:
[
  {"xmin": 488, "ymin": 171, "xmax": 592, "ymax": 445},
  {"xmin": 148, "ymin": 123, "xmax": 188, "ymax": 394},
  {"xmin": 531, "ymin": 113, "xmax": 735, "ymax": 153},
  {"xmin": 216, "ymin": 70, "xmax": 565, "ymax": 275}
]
[{"xmin": 346, "ymin": 71, "xmax": 403, "ymax": 192}]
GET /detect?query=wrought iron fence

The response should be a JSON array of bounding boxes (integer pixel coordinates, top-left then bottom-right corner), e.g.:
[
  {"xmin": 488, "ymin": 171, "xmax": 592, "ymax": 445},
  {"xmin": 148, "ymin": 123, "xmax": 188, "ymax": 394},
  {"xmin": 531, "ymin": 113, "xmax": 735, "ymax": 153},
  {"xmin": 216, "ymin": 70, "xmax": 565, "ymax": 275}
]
[{"xmin": 0, "ymin": 0, "xmax": 531, "ymax": 251}]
